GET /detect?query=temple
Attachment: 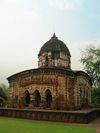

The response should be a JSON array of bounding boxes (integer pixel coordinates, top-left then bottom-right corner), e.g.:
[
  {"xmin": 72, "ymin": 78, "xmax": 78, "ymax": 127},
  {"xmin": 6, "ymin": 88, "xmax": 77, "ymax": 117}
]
[{"xmin": 7, "ymin": 34, "xmax": 92, "ymax": 110}]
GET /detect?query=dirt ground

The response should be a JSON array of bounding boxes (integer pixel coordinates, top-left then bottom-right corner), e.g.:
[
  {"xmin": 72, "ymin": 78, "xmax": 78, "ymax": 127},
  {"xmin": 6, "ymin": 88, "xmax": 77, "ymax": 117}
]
[{"xmin": 89, "ymin": 118, "xmax": 100, "ymax": 133}]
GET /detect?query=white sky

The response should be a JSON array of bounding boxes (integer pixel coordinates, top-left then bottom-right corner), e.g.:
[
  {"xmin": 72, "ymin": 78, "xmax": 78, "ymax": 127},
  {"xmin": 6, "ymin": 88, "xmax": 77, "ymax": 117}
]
[{"xmin": 0, "ymin": 0, "xmax": 100, "ymax": 85}]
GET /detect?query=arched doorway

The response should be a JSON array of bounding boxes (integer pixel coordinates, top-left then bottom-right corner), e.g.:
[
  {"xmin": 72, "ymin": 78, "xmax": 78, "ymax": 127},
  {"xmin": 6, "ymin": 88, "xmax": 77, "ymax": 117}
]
[
  {"xmin": 80, "ymin": 87, "xmax": 88, "ymax": 107},
  {"xmin": 45, "ymin": 56, "xmax": 48, "ymax": 66},
  {"xmin": 45, "ymin": 90, "xmax": 52, "ymax": 108},
  {"xmin": 0, "ymin": 99, "xmax": 3, "ymax": 107},
  {"xmin": 33, "ymin": 90, "xmax": 41, "ymax": 107},
  {"xmin": 23, "ymin": 90, "xmax": 30, "ymax": 107}
]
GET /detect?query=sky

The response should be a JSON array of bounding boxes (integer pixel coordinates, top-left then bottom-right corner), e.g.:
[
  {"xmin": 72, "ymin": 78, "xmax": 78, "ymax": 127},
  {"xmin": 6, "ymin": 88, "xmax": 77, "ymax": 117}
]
[{"xmin": 0, "ymin": 0, "xmax": 100, "ymax": 85}]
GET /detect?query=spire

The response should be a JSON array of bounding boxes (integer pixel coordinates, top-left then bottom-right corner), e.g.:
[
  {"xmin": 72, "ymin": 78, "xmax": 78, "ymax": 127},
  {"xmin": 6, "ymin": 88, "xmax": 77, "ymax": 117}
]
[
  {"xmin": 51, "ymin": 33, "xmax": 58, "ymax": 40},
  {"xmin": 53, "ymin": 33, "xmax": 56, "ymax": 38}
]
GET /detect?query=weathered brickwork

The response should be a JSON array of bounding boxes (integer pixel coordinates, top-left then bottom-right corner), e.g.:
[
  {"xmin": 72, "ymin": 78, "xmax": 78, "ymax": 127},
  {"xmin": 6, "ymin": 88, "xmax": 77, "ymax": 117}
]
[
  {"xmin": 7, "ymin": 34, "xmax": 92, "ymax": 110},
  {"xmin": 0, "ymin": 108, "xmax": 99, "ymax": 123},
  {"xmin": 7, "ymin": 68, "xmax": 92, "ymax": 110}
]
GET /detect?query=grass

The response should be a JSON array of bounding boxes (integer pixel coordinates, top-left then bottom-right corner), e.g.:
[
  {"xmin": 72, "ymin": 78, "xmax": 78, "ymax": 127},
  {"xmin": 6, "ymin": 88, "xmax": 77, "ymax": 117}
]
[{"xmin": 0, "ymin": 117, "xmax": 95, "ymax": 133}]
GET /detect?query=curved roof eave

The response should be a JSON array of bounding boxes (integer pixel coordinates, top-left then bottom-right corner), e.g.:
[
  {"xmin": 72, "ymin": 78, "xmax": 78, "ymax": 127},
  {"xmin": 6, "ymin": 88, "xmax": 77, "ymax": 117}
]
[{"xmin": 7, "ymin": 68, "xmax": 92, "ymax": 86}]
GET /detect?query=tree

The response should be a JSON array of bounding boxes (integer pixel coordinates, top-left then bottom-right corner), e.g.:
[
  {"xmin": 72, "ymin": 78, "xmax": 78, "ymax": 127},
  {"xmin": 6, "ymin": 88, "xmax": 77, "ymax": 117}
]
[
  {"xmin": 81, "ymin": 45, "xmax": 100, "ymax": 89},
  {"xmin": 0, "ymin": 83, "xmax": 8, "ymax": 107},
  {"xmin": 91, "ymin": 88, "xmax": 100, "ymax": 107},
  {"xmin": 0, "ymin": 83, "xmax": 8, "ymax": 96}
]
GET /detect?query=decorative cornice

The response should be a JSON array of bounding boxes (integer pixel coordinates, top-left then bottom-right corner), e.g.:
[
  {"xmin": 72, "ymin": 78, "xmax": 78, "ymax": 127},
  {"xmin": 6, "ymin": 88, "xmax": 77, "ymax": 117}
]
[{"xmin": 7, "ymin": 68, "xmax": 92, "ymax": 85}]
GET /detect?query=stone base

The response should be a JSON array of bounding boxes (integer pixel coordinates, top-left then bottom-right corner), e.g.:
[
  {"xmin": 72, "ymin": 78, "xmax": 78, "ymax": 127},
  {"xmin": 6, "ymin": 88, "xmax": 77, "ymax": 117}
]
[{"xmin": 0, "ymin": 108, "xmax": 99, "ymax": 124}]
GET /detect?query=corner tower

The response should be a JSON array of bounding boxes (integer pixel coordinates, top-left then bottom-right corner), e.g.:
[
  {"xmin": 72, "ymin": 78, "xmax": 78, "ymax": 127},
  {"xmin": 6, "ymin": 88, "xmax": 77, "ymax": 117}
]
[{"xmin": 38, "ymin": 33, "xmax": 71, "ymax": 69}]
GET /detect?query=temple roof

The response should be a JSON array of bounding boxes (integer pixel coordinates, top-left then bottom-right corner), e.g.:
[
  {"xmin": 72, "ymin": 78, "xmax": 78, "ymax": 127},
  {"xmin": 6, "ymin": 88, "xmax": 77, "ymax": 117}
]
[
  {"xmin": 38, "ymin": 33, "xmax": 71, "ymax": 56},
  {"xmin": 7, "ymin": 68, "xmax": 92, "ymax": 85}
]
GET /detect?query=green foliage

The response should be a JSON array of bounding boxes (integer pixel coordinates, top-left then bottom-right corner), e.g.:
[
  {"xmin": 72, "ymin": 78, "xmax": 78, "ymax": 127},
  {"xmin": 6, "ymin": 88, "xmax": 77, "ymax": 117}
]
[
  {"xmin": 81, "ymin": 45, "xmax": 100, "ymax": 88},
  {"xmin": 0, "ymin": 83, "xmax": 8, "ymax": 107},
  {"xmin": 91, "ymin": 88, "xmax": 100, "ymax": 108},
  {"xmin": 0, "ymin": 83, "xmax": 8, "ymax": 96},
  {"xmin": 0, "ymin": 118, "xmax": 95, "ymax": 133}
]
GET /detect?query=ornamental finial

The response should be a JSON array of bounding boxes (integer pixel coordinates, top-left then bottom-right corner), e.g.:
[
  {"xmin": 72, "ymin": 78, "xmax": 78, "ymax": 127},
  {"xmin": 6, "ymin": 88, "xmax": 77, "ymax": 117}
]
[{"xmin": 51, "ymin": 33, "xmax": 58, "ymax": 40}]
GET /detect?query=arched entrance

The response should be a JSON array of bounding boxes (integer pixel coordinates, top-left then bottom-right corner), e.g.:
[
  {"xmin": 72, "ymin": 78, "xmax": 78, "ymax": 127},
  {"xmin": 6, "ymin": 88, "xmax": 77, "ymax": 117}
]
[
  {"xmin": 79, "ymin": 87, "xmax": 88, "ymax": 107},
  {"xmin": 33, "ymin": 90, "xmax": 41, "ymax": 107},
  {"xmin": 45, "ymin": 90, "xmax": 52, "ymax": 108},
  {"xmin": 23, "ymin": 90, "xmax": 30, "ymax": 107},
  {"xmin": 45, "ymin": 56, "xmax": 49, "ymax": 66},
  {"xmin": 0, "ymin": 99, "xmax": 3, "ymax": 107}
]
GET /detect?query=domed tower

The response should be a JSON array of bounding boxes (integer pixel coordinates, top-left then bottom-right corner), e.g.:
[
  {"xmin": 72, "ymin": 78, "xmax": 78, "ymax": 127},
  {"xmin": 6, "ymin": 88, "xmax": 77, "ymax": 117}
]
[{"xmin": 38, "ymin": 33, "xmax": 71, "ymax": 69}]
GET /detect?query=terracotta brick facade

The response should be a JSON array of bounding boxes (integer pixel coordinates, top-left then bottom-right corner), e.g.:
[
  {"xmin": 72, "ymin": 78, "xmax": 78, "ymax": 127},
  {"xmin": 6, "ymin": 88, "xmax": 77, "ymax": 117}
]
[
  {"xmin": 7, "ymin": 68, "xmax": 92, "ymax": 110},
  {"xmin": 7, "ymin": 34, "xmax": 92, "ymax": 110}
]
